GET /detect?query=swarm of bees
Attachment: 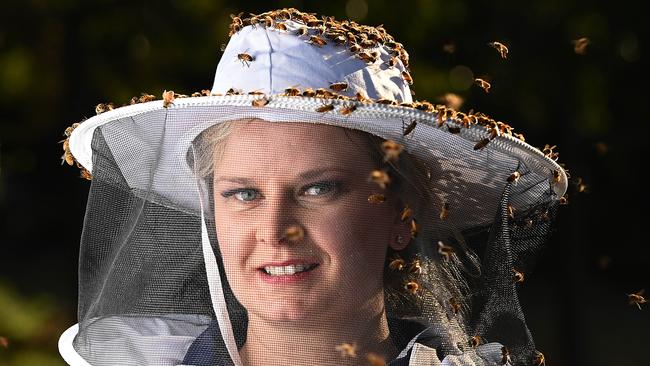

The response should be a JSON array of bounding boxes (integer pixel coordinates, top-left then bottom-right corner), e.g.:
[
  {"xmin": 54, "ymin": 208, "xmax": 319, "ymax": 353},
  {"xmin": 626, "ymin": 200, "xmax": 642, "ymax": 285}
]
[{"xmin": 60, "ymin": 121, "xmax": 93, "ymax": 180}]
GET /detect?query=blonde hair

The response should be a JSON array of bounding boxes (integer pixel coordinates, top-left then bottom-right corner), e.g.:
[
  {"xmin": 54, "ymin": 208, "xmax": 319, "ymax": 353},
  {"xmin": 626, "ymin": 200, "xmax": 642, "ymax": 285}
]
[{"xmin": 192, "ymin": 119, "xmax": 477, "ymax": 352}]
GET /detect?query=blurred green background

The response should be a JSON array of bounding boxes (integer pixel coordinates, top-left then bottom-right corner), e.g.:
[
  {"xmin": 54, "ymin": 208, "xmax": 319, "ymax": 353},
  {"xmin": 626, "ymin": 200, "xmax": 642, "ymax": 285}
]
[{"xmin": 0, "ymin": 0, "xmax": 648, "ymax": 365}]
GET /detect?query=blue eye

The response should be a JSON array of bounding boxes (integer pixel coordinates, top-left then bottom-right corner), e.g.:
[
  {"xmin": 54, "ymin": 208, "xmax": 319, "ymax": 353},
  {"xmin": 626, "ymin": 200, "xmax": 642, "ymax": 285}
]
[
  {"xmin": 303, "ymin": 181, "xmax": 340, "ymax": 196},
  {"xmin": 221, "ymin": 189, "xmax": 259, "ymax": 202}
]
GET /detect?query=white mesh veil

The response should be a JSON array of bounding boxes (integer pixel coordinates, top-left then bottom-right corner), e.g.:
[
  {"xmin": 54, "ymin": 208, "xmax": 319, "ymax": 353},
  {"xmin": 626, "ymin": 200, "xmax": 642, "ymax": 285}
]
[{"xmin": 59, "ymin": 8, "xmax": 567, "ymax": 366}]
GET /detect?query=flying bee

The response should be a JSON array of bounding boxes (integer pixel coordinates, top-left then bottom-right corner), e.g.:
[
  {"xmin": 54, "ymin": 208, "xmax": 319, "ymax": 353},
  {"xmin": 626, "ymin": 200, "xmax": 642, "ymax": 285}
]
[
  {"xmin": 329, "ymin": 82, "xmax": 348, "ymax": 92},
  {"xmin": 404, "ymin": 280, "xmax": 420, "ymax": 294},
  {"xmin": 162, "ymin": 90, "xmax": 175, "ymax": 108},
  {"xmin": 369, "ymin": 169, "xmax": 390, "ymax": 189},
  {"xmin": 438, "ymin": 241, "xmax": 455, "ymax": 260},
  {"xmin": 440, "ymin": 202, "xmax": 449, "ymax": 220},
  {"xmin": 449, "ymin": 297, "xmax": 461, "ymax": 314},
  {"xmin": 237, "ymin": 53, "xmax": 254, "ymax": 67},
  {"xmin": 572, "ymin": 37, "xmax": 590, "ymax": 55},
  {"xmin": 389, "ymin": 257, "xmax": 406, "ymax": 271},
  {"xmin": 442, "ymin": 42, "xmax": 456, "ymax": 54},
  {"xmin": 408, "ymin": 259, "xmax": 422, "ymax": 275},
  {"xmin": 316, "ymin": 103, "xmax": 335, "ymax": 113},
  {"xmin": 501, "ymin": 346, "xmax": 512, "ymax": 365},
  {"xmin": 507, "ymin": 204, "xmax": 516, "ymax": 220},
  {"xmin": 284, "ymin": 225, "xmax": 304, "ymax": 242},
  {"xmin": 367, "ymin": 193, "xmax": 386, "ymax": 203},
  {"xmin": 251, "ymin": 97, "xmax": 269, "ymax": 107},
  {"xmin": 410, "ymin": 218, "xmax": 418, "ymax": 238},
  {"xmin": 366, "ymin": 352, "xmax": 386, "ymax": 366},
  {"xmin": 381, "ymin": 140, "xmax": 404, "ymax": 162},
  {"xmin": 400, "ymin": 205, "xmax": 413, "ymax": 222},
  {"xmin": 513, "ymin": 268, "xmax": 525, "ymax": 283},
  {"xmin": 309, "ymin": 35, "xmax": 327, "ymax": 47},
  {"xmin": 474, "ymin": 78, "xmax": 491, "ymax": 93},
  {"xmin": 575, "ymin": 177, "xmax": 589, "ymax": 193},
  {"xmin": 0, "ymin": 336, "xmax": 8, "ymax": 349},
  {"xmin": 284, "ymin": 86, "xmax": 301, "ymax": 96},
  {"xmin": 507, "ymin": 171, "xmax": 521, "ymax": 183},
  {"xmin": 487, "ymin": 41, "xmax": 509, "ymax": 59},
  {"xmin": 401, "ymin": 71, "xmax": 413, "ymax": 85},
  {"xmin": 340, "ymin": 104, "xmax": 358, "ymax": 115},
  {"xmin": 533, "ymin": 351, "xmax": 546, "ymax": 366},
  {"xmin": 335, "ymin": 342, "xmax": 357, "ymax": 358},
  {"xmin": 474, "ymin": 137, "xmax": 490, "ymax": 150},
  {"xmin": 628, "ymin": 289, "xmax": 647, "ymax": 310},
  {"xmin": 403, "ymin": 120, "xmax": 417, "ymax": 136},
  {"xmin": 469, "ymin": 335, "xmax": 482, "ymax": 348}
]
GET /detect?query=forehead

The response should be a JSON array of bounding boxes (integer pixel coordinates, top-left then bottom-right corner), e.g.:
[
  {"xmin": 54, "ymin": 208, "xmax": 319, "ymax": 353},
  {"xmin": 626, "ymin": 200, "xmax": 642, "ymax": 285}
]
[{"xmin": 215, "ymin": 120, "xmax": 377, "ymax": 174}]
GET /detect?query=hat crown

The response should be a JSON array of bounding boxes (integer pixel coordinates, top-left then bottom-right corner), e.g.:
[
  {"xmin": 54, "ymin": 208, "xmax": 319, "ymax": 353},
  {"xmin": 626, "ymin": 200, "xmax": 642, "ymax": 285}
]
[{"xmin": 212, "ymin": 18, "xmax": 413, "ymax": 102}]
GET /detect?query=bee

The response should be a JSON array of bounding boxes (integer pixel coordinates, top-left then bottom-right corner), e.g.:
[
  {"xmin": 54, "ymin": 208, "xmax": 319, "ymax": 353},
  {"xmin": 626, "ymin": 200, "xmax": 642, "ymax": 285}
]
[
  {"xmin": 401, "ymin": 71, "xmax": 413, "ymax": 85},
  {"xmin": 410, "ymin": 218, "xmax": 418, "ymax": 238},
  {"xmin": 369, "ymin": 169, "xmax": 390, "ymax": 189},
  {"xmin": 251, "ymin": 97, "xmax": 269, "ymax": 107},
  {"xmin": 386, "ymin": 56, "xmax": 399, "ymax": 68},
  {"xmin": 340, "ymin": 103, "xmax": 357, "ymax": 115},
  {"xmin": 525, "ymin": 218, "xmax": 534, "ymax": 227},
  {"xmin": 309, "ymin": 35, "xmax": 327, "ymax": 47},
  {"xmin": 440, "ymin": 202, "xmax": 449, "ymax": 220},
  {"xmin": 408, "ymin": 259, "xmax": 422, "ymax": 275},
  {"xmin": 0, "ymin": 336, "xmax": 8, "ymax": 349},
  {"xmin": 284, "ymin": 225, "xmax": 304, "ymax": 242},
  {"xmin": 469, "ymin": 335, "xmax": 482, "ymax": 348},
  {"xmin": 367, "ymin": 193, "xmax": 386, "ymax": 203},
  {"xmin": 284, "ymin": 86, "xmax": 301, "ymax": 96},
  {"xmin": 438, "ymin": 241, "xmax": 455, "ymax": 260},
  {"xmin": 389, "ymin": 257, "xmax": 406, "ymax": 271},
  {"xmin": 377, "ymin": 98, "xmax": 397, "ymax": 106},
  {"xmin": 404, "ymin": 280, "xmax": 420, "ymax": 295},
  {"xmin": 226, "ymin": 88, "xmax": 242, "ymax": 96},
  {"xmin": 329, "ymin": 82, "xmax": 348, "ymax": 92},
  {"xmin": 449, "ymin": 297, "xmax": 461, "ymax": 314},
  {"xmin": 335, "ymin": 342, "xmax": 357, "ymax": 358},
  {"xmin": 263, "ymin": 16, "xmax": 274, "ymax": 28},
  {"xmin": 442, "ymin": 42, "xmax": 456, "ymax": 54},
  {"xmin": 533, "ymin": 351, "xmax": 546, "ymax": 366},
  {"xmin": 572, "ymin": 37, "xmax": 590, "ymax": 55},
  {"xmin": 80, "ymin": 168, "xmax": 92, "ymax": 180},
  {"xmin": 540, "ymin": 210, "xmax": 550, "ymax": 221},
  {"xmin": 162, "ymin": 90, "xmax": 175, "ymax": 108},
  {"xmin": 507, "ymin": 171, "xmax": 521, "ymax": 183},
  {"xmin": 357, "ymin": 51, "xmax": 377, "ymax": 64},
  {"xmin": 414, "ymin": 101, "xmax": 434, "ymax": 112},
  {"xmin": 95, "ymin": 102, "xmax": 114, "ymax": 115},
  {"xmin": 316, "ymin": 103, "xmax": 335, "ymax": 113},
  {"xmin": 200, "ymin": 89, "xmax": 211, "ymax": 96},
  {"xmin": 501, "ymin": 346, "xmax": 512, "ymax": 365},
  {"xmin": 315, "ymin": 88, "xmax": 335, "ymax": 98},
  {"xmin": 300, "ymin": 88, "xmax": 316, "ymax": 97},
  {"xmin": 381, "ymin": 140, "xmax": 404, "ymax": 162},
  {"xmin": 628, "ymin": 289, "xmax": 647, "ymax": 310},
  {"xmin": 507, "ymin": 204, "xmax": 516, "ymax": 220},
  {"xmin": 542, "ymin": 144, "xmax": 559, "ymax": 161},
  {"xmin": 487, "ymin": 41, "xmax": 509, "ymax": 59},
  {"xmin": 513, "ymin": 132, "xmax": 525, "ymax": 142},
  {"xmin": 559, "ymin": 194, "xmax": 569, "ymax": 205},
  {"xmin": 513, "ymin": 268, "xmax": 525, "ymax": 283},
  {"xmin": 575, "ymin": 177, "xmax": 589, "ymax": 193},
  {"xmin": 247, "ymin": 90, "xmax": 265, "ymax": 96},
  {"xmin": 448, "ymin": 126, "xmax": 461, "ymax": 134},
  {"xmin": 349, "ymin": 43, "xmax": 362, "ymax": 53},
  {"xmin": 400, "ymin": 205, "xmax": 413, "ymax": 222},
  {"xmin": 403, "ymin": 120, "xmax": 417, "ymax": 136},
  {"xmin": 237, "ymin": 53, "xmax": 254, "ymax": 67},
  {"xmin": 552, "ymin": 169, "xmax": 562, "ymax": 184},
  {"xmin": 474, "ymin": 78, "xmax": 491, "ymax": 93},
  {"xmin": 191, "ymin": 92, "xmax": 202, "ymax": 97},
  {"xmin": 474, "ymin": 137, "xmax": 490, "ymax": 150},
  {"xmin": 366, "ymin": 352, "xmax": 386, "ymax": 366},
  {"xmin": 296, "ymin": 27, "xmax": 308, "ymax": 36},
  {"xmin": 274, "ymin": 22, "xmax": 288, "ymax": 31},
  {"xmin": 355, "ymin": 92, "xmax": 370, "ymax": 103}
]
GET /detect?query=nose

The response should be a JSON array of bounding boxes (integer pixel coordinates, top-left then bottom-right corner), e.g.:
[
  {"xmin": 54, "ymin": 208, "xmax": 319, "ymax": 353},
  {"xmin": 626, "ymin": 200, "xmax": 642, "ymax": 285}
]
[{"xmin": 254, "ymin": 195, "xmax": 303, "ymax": 246}]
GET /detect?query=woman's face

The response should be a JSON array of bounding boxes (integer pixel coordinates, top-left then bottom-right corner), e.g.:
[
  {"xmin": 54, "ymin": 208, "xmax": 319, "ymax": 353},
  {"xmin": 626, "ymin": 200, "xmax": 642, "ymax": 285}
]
[{"xmin": 212, "ymin": 120, "xmax": 409, "ymax": 324}]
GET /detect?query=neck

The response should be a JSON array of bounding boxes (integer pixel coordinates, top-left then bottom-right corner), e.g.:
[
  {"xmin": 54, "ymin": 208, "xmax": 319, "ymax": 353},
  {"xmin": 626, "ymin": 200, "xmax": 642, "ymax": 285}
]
[{"xmin": 240, "ymin": 294, "xmax": 398, "ymax": 366}]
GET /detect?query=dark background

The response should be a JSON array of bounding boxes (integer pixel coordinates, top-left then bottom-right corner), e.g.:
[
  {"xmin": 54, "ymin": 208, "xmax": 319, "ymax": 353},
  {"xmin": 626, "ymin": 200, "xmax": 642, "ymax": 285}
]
[{"xmin": 1, "ymin": 0, "xmax": 648, "ymax": 365}]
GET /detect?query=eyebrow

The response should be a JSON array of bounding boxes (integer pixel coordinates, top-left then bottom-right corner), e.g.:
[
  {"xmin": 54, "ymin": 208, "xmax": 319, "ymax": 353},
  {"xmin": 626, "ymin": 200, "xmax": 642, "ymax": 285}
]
[{"xmin": 214, "ymin": 167, "xmax": 355, "ymax": 185}]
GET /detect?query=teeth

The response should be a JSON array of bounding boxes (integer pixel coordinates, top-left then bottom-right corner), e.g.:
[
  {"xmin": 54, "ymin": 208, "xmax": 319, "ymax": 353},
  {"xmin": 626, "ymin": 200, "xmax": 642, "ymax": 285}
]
[{"xmin": 264, "ymin": 264, "xmax": 312, "ymax": 276}]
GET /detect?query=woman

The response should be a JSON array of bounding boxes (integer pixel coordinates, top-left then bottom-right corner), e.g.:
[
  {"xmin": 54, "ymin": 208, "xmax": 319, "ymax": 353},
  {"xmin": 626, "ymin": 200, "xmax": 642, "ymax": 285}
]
[{"xmin": 59, "ymin": 8, "xmax": 566, "ymax": 366}]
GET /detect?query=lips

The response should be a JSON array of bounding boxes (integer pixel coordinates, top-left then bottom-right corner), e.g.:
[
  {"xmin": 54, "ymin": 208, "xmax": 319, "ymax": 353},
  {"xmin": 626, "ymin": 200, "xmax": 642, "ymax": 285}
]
[{"xmin": 257, "ymin": 260, "xmax": 320, "ymax": 283}]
